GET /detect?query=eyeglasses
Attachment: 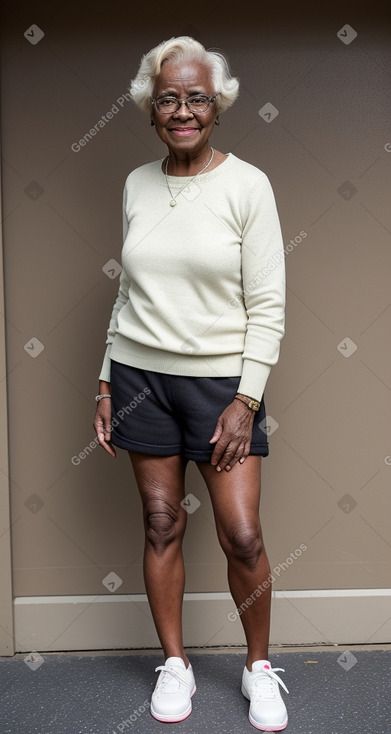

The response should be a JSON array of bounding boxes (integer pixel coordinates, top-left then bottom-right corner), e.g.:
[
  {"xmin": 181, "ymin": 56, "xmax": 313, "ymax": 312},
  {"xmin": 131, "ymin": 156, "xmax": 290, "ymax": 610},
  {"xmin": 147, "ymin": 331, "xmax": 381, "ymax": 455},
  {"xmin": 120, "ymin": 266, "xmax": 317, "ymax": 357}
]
[{"xmin": 151, "ymin": 93, "xmax": 219, "ymax": 114}]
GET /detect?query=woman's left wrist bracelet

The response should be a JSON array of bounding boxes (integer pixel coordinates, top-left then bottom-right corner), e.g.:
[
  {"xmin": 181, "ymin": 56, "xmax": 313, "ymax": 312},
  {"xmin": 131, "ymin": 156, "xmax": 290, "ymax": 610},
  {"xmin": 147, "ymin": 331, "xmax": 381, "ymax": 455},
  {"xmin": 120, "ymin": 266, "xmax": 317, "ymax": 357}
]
[{"xmin": 95, "ymin": 394, "xmax": 111, "ymax": 402}]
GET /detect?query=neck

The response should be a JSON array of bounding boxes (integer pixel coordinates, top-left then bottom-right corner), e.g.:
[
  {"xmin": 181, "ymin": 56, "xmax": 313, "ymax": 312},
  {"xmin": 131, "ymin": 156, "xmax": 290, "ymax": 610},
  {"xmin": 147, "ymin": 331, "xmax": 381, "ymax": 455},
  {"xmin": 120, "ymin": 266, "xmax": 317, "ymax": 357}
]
[{"xmin": 165, "ymin": 145, "xmax": 213, "ymax": 176}]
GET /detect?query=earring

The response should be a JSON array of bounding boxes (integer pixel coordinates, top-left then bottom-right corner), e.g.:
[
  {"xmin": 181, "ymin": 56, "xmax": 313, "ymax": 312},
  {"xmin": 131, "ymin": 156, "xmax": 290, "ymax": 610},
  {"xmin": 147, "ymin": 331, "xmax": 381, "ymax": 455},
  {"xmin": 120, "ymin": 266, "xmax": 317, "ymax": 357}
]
[
  {"xmin": 150, "ymin": 119, "xmax": 155, "ymax": 126},
  {"xmin": 215, "ymin": 117, "xmax": 220, "ymax": 126}
]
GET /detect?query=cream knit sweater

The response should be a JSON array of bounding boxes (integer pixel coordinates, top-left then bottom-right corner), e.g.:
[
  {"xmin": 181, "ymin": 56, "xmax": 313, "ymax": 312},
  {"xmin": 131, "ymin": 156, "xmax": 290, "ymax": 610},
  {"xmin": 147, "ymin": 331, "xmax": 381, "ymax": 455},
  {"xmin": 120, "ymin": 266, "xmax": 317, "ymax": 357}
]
[{"xmin": 99, "ymin": 153, "xmax": 285, "ymax": 401}]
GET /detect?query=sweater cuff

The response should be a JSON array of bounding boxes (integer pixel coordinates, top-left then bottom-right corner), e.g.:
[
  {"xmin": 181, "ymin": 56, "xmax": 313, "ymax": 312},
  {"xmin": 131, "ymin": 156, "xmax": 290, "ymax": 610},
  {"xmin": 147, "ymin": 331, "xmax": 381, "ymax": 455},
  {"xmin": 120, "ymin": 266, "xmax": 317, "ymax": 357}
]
[
  {"xmin": 99, "ymin": 345, "xmax": 112, "ymax": 383},
  {"xmin": 237, "ymin": 359, "xmax": 271, "ymax": 402}
]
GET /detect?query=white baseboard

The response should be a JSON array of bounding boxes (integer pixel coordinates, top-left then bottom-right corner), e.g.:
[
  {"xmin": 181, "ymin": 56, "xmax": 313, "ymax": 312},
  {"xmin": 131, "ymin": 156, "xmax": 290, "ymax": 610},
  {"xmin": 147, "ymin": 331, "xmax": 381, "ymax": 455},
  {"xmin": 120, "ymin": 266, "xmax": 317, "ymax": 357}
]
[{"xmin": 13, "ymin": 589, "xmax": 391, "ymax": 653}]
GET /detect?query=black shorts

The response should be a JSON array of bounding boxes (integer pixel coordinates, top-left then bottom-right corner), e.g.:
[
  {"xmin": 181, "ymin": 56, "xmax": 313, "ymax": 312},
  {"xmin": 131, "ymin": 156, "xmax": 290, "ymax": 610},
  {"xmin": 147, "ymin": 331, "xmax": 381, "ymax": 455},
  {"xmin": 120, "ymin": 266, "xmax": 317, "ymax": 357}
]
[{"xmin": 109, "ymin": 360, "xmax": 269, "ymax": 462}]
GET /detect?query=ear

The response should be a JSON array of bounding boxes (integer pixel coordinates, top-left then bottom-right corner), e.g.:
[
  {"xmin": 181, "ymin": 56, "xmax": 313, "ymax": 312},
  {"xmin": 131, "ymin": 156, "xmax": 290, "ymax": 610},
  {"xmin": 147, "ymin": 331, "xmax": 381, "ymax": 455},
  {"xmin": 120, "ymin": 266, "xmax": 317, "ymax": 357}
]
[{"xmin": 215, "ymin": 116, "xmax": 220, "ymax": 126}]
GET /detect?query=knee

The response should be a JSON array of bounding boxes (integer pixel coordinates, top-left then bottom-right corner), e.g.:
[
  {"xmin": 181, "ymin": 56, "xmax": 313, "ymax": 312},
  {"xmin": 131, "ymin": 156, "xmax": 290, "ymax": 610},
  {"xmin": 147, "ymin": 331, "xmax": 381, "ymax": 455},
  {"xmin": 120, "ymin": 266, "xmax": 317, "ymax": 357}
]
[
  {"xmin": 225, "ymin": 524, "xmax": 263, "ymax": 571},
  {"xmin": 144, "ymin": 499, "xmax": 181, "ymax": 555}
]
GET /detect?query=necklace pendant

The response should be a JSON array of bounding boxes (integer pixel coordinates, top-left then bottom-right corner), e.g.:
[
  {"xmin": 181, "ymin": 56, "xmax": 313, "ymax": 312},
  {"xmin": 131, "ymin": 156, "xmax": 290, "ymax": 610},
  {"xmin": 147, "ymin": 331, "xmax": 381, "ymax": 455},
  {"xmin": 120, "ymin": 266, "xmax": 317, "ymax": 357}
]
[{"xmin": 165, "ymin": 147, "xmax": 214, "ymax": 208}]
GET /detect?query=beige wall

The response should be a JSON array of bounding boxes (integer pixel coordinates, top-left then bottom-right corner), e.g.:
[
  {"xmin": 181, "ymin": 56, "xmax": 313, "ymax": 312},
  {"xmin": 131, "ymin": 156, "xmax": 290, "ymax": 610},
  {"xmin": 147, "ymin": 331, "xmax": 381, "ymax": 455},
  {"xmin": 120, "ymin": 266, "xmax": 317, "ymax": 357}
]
[
  {"xmin": 0, "ymin": 156, "xmax": 14, "ymax": 654},
  {"xmin": 1, "ymin": 1, "xmax": 390, "ymax": 651}
]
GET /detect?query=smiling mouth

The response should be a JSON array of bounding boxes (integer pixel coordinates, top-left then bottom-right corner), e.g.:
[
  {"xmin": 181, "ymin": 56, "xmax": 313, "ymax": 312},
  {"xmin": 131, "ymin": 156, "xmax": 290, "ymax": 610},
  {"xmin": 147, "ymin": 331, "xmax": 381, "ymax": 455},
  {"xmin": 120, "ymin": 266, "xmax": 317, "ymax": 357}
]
[{"xmin": 169, "ymin": 127, "xmax": 199, "ymax": 135}]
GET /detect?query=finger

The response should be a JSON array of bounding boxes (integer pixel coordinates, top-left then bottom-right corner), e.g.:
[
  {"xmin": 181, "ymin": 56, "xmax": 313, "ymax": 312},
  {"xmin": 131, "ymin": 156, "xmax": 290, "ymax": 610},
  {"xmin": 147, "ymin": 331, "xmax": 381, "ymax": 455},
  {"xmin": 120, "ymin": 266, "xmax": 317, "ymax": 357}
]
[
  {"xmin": 224, "ymin": 443, "xmax": 246, "ymax": 472},
  {"xmin": 97, "ymin": 432, "xmax": 117, "ymax": 458},
  {"xmin": 103, "ymin": 441, "xmax": 116, "ymax": 458},
  {"xmin": 210, "ymin": 427, "xmax": 241, "ymax": 468},
  {"xmin": 209, "ymin": 420, "xmax": 223, "ymax": 444},
  {"xmin": 218, "ymin": 440, "xmax": 247, "ymax": 472},
  {"xmin": 239, "ymin": 438, "xmax": 252, "ymax": 464},
  {"xmin": 210, "ymin": 437, "xmax": 227, "ymax": 466},
  {"xmin": 103, "ymin": 423, "xmax": 112, "ymax": 441},
  {"xmin": 212, "ymin": 441, "xmax": 238, "ymax": 472},
  {"xmin": 94, "ymin": 416, "xmax": 116, "ymax": 458}
]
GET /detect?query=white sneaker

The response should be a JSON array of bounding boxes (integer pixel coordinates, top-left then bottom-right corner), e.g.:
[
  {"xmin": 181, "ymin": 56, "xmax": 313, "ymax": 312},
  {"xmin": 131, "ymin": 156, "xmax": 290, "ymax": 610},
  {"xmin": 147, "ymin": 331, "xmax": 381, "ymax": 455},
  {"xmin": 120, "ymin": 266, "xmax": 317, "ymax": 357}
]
[
  {"xmin": 150, "ymin": 656, "xmax": 196, "ymax": 722},
  {"xmin": 242, "ymin": 659, "xmax": 289, "ymax": 731}
]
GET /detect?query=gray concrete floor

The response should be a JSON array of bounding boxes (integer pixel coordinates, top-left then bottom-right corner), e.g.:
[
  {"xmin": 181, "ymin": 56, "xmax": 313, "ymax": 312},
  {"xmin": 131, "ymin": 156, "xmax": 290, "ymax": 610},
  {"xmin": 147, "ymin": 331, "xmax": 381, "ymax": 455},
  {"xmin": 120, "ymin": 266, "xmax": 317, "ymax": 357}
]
[{"xmin": 1, "ymin": 646, "xmax": 390, "ymax": 734}]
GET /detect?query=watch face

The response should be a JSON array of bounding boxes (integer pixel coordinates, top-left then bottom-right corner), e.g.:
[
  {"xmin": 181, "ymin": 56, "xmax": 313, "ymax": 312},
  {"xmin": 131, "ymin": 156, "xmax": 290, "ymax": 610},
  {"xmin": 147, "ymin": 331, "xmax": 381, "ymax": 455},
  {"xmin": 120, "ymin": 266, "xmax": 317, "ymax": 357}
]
[{"xmin": 249, "ymin": 400, "xmax": 260, "ymax": 411}]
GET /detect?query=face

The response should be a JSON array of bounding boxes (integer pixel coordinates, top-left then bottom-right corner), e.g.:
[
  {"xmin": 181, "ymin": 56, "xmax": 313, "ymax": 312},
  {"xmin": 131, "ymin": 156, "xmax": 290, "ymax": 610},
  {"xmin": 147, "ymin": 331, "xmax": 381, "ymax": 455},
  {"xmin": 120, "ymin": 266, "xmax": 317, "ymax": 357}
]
[{"xmin": 151, "ymin": 60, "xmax": 218, "ymax": 157}]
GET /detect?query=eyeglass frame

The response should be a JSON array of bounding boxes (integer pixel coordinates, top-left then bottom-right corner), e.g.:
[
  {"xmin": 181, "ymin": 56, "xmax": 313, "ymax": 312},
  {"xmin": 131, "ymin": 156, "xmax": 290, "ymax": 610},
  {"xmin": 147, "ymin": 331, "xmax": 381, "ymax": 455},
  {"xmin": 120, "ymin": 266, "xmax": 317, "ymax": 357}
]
[{"xmin": 150, "ymin": 93, "xmax": 220, "ymax": 114}]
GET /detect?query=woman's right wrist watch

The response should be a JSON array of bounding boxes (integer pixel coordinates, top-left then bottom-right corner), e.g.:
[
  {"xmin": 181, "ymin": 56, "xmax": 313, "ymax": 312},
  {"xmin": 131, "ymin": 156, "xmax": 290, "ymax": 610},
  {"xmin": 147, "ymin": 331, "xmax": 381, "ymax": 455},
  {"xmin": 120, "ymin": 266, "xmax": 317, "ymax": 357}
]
[{"xmin": 234, "ymin": 394, "xmax": 261, "ymax": 412}]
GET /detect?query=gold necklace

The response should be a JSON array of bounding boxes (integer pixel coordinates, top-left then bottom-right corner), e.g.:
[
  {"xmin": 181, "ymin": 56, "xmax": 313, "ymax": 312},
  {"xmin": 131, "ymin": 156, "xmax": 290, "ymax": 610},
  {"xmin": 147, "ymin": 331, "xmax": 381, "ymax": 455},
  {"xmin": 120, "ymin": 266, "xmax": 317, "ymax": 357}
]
[{"xmin": 164, "ymin": 148, "xmax": 215, "ymax": 207}]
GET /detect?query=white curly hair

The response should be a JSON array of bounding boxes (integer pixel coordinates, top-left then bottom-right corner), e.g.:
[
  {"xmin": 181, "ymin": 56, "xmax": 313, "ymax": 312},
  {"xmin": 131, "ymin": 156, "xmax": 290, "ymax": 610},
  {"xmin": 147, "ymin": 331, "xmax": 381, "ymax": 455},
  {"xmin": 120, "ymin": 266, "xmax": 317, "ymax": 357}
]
[{"xmin": 130, "ymin": 36, "xmax": 239, "ymax": 115}]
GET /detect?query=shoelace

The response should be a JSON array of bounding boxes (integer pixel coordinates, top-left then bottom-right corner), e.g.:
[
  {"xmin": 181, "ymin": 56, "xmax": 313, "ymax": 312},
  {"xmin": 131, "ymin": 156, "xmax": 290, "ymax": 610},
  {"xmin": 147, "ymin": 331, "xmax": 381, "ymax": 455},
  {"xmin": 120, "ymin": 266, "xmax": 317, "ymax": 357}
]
[
  {"xmin": 250, "ymin": 666, "xmax": 289, "ymax": 701},
  {"xmin": 155, "ymin": 664, "xmax": 191, "ymax": 689}
]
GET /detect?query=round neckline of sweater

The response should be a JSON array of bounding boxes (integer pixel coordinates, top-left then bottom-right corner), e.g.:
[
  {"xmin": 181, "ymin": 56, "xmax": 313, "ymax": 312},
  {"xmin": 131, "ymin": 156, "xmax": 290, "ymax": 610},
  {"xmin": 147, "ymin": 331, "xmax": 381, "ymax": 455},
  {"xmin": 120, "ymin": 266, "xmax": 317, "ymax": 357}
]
[{"xmin": 161, "ymin": 152, "xmax": 233, "ymax": 184}]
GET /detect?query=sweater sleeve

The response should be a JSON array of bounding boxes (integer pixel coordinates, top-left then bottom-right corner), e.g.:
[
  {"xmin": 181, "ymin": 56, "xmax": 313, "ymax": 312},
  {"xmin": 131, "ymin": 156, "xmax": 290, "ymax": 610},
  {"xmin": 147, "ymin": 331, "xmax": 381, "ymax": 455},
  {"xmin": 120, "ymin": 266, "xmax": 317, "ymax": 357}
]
[
  {"xmin": 98, "ymin": 184, "xmax": 131, "ymax": 382},
  {"xmin": 237, "ymin": 174, "xmax": 286, "ymax": 401}
]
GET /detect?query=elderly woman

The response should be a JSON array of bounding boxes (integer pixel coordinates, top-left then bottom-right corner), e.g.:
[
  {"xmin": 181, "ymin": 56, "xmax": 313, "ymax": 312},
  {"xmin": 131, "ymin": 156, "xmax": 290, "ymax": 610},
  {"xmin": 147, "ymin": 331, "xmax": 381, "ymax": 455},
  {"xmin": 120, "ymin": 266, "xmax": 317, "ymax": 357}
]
[{"xmin": 93, "ymin": 36, "xmax": 287, "ymax": 731}]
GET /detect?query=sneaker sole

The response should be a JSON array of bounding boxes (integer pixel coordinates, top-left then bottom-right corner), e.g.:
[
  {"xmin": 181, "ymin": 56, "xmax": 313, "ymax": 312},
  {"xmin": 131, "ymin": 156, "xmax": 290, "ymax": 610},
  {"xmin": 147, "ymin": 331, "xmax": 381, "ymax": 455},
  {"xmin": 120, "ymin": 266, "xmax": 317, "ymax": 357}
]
[
  {"xmin": 150, "ymin": 684, "xmax": 196, "ymax": 723},
  {"xmin": 242, "ymin": 683, "xmax": 288, "ymax": 732}
]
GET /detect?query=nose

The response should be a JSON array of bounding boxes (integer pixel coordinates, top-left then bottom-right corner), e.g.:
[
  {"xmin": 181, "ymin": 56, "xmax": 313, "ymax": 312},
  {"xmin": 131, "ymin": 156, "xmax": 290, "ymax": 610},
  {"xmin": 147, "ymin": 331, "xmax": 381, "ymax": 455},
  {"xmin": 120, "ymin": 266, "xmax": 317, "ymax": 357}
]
[{"xmin": 173, "ymin": 100, "xmax": 194, "ymax": 119}]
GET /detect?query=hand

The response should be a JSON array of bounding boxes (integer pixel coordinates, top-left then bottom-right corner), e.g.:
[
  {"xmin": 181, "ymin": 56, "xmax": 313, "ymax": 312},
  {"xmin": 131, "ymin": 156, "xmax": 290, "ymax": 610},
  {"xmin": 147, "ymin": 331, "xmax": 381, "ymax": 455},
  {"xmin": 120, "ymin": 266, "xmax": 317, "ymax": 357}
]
[
  {"xmin": 209, "ymin": 399, "xmax": 255, "ymax": 472},
  {"xmin": 93, "ymin": 398, "xmax": 116, "ymax": 458}
]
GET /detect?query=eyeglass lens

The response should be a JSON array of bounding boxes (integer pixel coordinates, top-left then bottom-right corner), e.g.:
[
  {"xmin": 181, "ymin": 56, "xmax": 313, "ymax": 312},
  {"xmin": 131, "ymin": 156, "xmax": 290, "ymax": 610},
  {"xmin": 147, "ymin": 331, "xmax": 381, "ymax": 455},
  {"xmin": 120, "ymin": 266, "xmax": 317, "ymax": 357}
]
[{"xmin": 156, "ymin": 95, "xmax": 210, "ymax": 113}]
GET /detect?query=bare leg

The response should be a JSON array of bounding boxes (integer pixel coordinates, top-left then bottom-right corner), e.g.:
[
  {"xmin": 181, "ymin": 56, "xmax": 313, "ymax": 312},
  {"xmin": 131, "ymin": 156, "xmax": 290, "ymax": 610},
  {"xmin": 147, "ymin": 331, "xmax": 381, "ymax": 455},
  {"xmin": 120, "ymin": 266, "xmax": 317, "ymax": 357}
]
[
  {"xmin": 129, "ymin": 452, "xmax": 189, "ymax": 665},
  {"xmin": 196, "ymin": 456, "xmax": 271, "ymax": 669}
]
